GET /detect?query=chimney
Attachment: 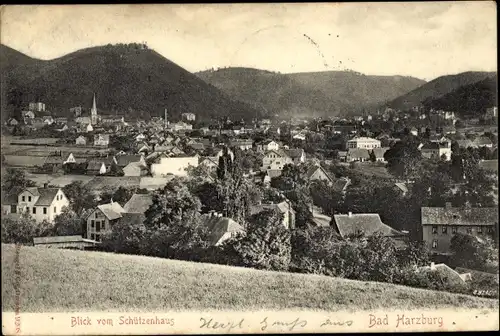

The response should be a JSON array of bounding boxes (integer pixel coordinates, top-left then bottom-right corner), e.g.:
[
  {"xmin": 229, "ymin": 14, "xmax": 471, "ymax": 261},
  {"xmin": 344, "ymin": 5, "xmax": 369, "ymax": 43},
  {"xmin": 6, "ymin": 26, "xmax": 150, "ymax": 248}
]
[
  {"xmin": 445, "ymin": 202, "xmax": 452, "ymax": 209},
  {"xmin": 430, "ymin": 262, "xmax": 436, "ymax": 270},
  {"xmin": 43, "ymin": 183, "xmax": 48, "ymax": 189},
  {"xmin": 110, "ymin": 198, "xmax": 114, "ymax": 204},
  {"xmin": 348, "ymin": 212, "xmax": 352, "ymax": 217}
]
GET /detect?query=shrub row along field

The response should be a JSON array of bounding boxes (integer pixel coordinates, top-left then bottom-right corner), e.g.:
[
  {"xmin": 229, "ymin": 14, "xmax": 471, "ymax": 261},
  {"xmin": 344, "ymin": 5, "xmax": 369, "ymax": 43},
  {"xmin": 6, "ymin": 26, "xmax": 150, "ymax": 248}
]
[{"xmin": 1, "ymin": 244, "xmax": 498, "ymax": 313}]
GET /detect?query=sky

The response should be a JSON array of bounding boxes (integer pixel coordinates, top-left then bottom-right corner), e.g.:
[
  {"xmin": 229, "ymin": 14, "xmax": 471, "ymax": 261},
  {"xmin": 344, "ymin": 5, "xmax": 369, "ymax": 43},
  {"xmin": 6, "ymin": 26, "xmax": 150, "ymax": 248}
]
[{"xmin": 0, "ymin": 2, "xmax": 497, "ymax": 81}]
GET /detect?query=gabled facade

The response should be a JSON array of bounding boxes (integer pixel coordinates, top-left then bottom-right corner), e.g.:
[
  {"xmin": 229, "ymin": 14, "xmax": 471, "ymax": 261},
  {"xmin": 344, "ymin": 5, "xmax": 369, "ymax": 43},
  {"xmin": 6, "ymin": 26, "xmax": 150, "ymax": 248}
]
[
  {"xmin": 86, "ymin": 201, "xmax": 125, "ymax": 241},
  {"xmin": 261, "ymin": 150, "xmax": 293, "ymax": 171},
  {"xmin": 2, "ymin": 185, "xmax": 69, "ymax": 223}
]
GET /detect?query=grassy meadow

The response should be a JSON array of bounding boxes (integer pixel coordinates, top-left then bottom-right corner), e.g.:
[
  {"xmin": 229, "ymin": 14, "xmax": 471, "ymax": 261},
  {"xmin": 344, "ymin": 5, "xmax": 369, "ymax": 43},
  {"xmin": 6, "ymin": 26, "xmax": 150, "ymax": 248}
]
[{"xmin": 2, "ymin": 244, "xmax": 499, "ymax": 313}]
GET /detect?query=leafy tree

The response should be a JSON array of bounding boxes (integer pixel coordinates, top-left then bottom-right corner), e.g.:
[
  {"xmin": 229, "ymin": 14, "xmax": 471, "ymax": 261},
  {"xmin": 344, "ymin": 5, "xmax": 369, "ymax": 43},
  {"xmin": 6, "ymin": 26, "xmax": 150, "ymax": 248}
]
[
  {"xmin": 62, "ymin": 181, "xmax": 97, "ymax": 215},
  {"xmin": 450, "ymin": 233, "xmax": 497, "ymax": 271},
  {"xmin": 1, "ymin": 168, "xmax": 37, "ymax": 194},
  {"xmin": 384, "ymin": 140, "xmax": 423, "ymax": 180},
  {"xmin": 1, "ymin": 212, "xmax": 54, "ymax": 244},
  {"xmin": 283, "ymin": 185, "xmax": 313, "ymax": 229},
  {"xmin": 101, "ymin": 214, "xmax": 149, "ymax": 255},
  {"xmin": 369, "ymin": 150, "xmax": 377, "ymax": 162},
  {"xmin": 53, "ymin": 207, "xmax": 83, "ymax": 236},
  {"xmin": 143, "ymin": 179, "xmax": 210, "ymax": 259},
  {"xmin": 227, "ymin": 209, "xmax": 291, "ymax": 271}
]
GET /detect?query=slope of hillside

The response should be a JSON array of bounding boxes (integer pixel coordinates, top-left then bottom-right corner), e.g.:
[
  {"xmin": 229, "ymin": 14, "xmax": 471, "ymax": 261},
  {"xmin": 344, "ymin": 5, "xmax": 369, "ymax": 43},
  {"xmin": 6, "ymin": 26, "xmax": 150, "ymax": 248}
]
[
  {"xmin": 2, "ymin": 244, "xmax": 498, "ymax": 312},
  {"xmin": 196, "ymin": 67, "xmax": 425, "ymax": 117},
  {"xmin": 0, "ymin": 44, "xmax": 261, "ymax": 121},
  {"xmin": 423, "ymin": 75, "xmax": 498, "ymax": 117},
  {"xmin": 388, "ymin": 71, "xmax": 496, "ymax": 110}
]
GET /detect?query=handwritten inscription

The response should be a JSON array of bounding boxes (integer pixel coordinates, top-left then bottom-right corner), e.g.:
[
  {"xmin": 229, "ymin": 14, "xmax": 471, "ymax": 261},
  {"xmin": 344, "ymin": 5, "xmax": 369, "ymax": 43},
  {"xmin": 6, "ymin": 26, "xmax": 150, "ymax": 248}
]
[
  {"xmin": 369, "ymin": 314, "xmax": 444, "ymax": 328},
  {"xmin": 320, "ymin": 318, "xmax": 354, "ymax": 327},
  {"xmin": 199, "ymin": 317, "xmax": 245, "ymax": 332},
  {"xmin": 260, "ymin": 317, "xmax": 307, "ymax": 332}
]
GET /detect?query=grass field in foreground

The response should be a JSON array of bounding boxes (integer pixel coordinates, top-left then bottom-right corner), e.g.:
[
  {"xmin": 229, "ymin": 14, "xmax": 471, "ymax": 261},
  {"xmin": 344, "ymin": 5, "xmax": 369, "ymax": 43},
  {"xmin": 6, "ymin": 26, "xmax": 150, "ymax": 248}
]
[{"xmin": 1, "ymin": 244, "xmax": 498, "ymax": 313}]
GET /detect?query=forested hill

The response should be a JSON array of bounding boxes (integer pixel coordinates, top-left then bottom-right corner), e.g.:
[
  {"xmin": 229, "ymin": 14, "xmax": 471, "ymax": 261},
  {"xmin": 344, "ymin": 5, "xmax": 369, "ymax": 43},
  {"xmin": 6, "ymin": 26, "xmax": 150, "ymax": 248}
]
[{"xmin": 0, "ymin": 43, "xmax": 263, "ymax": 122}]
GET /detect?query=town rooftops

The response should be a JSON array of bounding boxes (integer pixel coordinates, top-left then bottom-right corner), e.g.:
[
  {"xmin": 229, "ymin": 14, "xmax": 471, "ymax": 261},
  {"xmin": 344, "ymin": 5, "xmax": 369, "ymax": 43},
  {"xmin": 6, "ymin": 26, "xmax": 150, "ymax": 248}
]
[
  {"xmin": 347, "ymin": 137, "xmax": 380, "ymax": 143},
  {"xmin": 479, "ymin": 160, "xmax": 498, "ymax": 174},
  {"xmin": 3, "ymin": 186, "xmax": 61, "ymax": 206},
  {"xmin": 473, "ymin": 136, "xmax": 493, "ymax": 146},
  {"xmin": 96, "ymin": 202, "xmax": 125, "ymax": 220},
  {"xmin": 305, "ymin": 165, "xmax": 333, "ymax": 182},
  {"xmin": 250, "ymin": 201, "xmax": 295, "ymax": 216},
  {"xmin": 116, "ymin": 155, "xmax": 144, "ymax": 167},
  {"xmin": 347, "ymin": 148, "xmax": 370, "ymax": 159},
  {"xmin": 283, "ymin": 148, "xmax": 304, "ymax": 159},
  {"xmin": 421, "ymin": 206, "xmax": 498, "ymax": 226},
  {"xmin": 332, "ymin": 213, "xmax": 405, "ymax": 238},
  {"xmin": 123, "ymin": 194, "xmax": 153, "ymax": 214},
  {"xmin": 203, "ymin": 214, "xmax": 245, "ymax": 246}
]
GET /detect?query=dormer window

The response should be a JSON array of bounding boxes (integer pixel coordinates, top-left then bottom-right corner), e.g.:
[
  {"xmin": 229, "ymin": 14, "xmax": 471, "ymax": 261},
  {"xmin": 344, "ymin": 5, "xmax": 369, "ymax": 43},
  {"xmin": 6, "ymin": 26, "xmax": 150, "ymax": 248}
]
[{"xmin": 28, "ymin": 196, "xmax": 32, "ymax": 202}]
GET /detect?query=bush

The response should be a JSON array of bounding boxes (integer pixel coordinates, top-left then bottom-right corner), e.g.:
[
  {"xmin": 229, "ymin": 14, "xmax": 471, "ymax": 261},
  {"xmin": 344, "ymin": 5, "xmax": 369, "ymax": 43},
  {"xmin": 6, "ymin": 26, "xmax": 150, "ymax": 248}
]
[{"xmin": 1, "ymin": 213, "xmax": 54, "ymax": 244}]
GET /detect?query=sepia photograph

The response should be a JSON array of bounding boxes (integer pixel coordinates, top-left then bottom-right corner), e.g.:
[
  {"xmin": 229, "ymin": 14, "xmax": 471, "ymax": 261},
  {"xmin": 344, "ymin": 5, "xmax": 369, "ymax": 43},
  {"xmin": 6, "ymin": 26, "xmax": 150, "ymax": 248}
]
[{"xmin": 1, "ymin": 2, "xmax": 498, "ymax": 334}]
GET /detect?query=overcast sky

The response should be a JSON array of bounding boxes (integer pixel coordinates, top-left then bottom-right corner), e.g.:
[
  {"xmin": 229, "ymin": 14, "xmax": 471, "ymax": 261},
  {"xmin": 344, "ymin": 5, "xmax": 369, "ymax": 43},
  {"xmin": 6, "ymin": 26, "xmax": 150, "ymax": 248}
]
[{"xmin": 1, "ymin": 2, "xmax": 496, "ymax": 81}]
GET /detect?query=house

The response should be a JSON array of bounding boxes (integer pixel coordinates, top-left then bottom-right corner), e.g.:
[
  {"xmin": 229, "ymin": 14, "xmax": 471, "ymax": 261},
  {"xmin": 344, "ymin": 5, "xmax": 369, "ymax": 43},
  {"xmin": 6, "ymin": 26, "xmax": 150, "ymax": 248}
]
[
  {"xmin": 421, "ymin": 203, "xmax": 498, "ymax": 255},
  {"xmin": 456, "ymin": 139, "xmax": 476, "ymax": 149},
  {"xmin": 69, "ymin": 106, "xmax": 83, "ymax": 117},
  {"xmin": 472, "ymin": 136, "xmax": 494, "ymax": 148},
  {"xmin": 332, "ymin": 212, "xmax": 408, "ymax": 247},
  {"xmin": 420, "ymin": 142, "xmax": 452, "ymax": 161},
  {"xmin": 42, "ymin": 116, "xmax": 54, "ymax": 125},
  {"xmin": 42, "ymin": 156, "xmax": 65, "ymax": 173},
  {"xmin": 137, "ymin": 143, "xmax": 152, "ymax": 155},
  {"xmin": 86, "ymin": 160, "xmax": 107, "ymax": 175},
  {"xmin": 181, "ymin": 112, "xmax": 196, "ymax": 121},
  {"xmin": 394, "ymin": 182, "xmax": 409, "ymax": 197},
  {"xmin": 75, "ymin": 135, "xmax": 87, "ymax": 145},
  {"xmin": 29, "ymin": 102, "xmax": 45, "ymax": 112},
  {"xmin": 199, "ymin": 157, "xmax": 219, "ymax": 171},
  {"xmin": 75, "ymin": 116, "xmax": 92, "ymax": 125},
  {"xmin": 94, "ymin": 134, "xmax": 110, "ymax": 147},
  {"xmin": 283, "ymin": 148, "xmax": 306, "ymax": 164},
  {"xmin": 2, "ymin": 184, "xmax": 69, "ymax": 223},
  {"xmin": 331, "ymin": 177, "xmax": 351, "ymax": 195},
  {"xmin": 6, "ymin": 118, "xmax": 19, "ymax": 126},
  {"xmin": 261, "ymin": 149, "xmax": 293, "ymax": 171},
  {"xmin": 80, "ymin": 123, "xmax": 94, "ymax": 133},
  {"xmin": 116, "ymin": 155, "xmax": 146, "ymax": 169},
  {"xmin": 429, "ymin": 135, "xmax": 451, "ymax": 144},
  {"xmin": 202, "ymin": 212, "xmax": 245, "ymax": 246},
  {"xmin": 346, "ymin": 137, "xmax": 381, "ymax": 150},
  {"xmin": 293, "ymin": 132, "xmax": 307, "ymax": 141},
  {"xmin": 372, "ymin": 147, "xmax": 390, "ymax": 162},
  {"xmin": 256, "ymin": 140, "xmax": 280, "ymax": 152},
  {"xmin": 250, "ymin": 201, "xmax": 296, "ymax": 229},
  {"xmin": 139, "ymin": 177, "xmax": 175, "ymax": 191},
  {"xmin": 417, "ymin": 262, "xmax": 472, "ymax": 285},
  {"xmin": 170, "ymin": 121, "xmax": 193, "ymax": 131},
  {"xmin": 154, "ymin": 144, "xmax": 174, "ymax": 153},
  {"xmin": 410, "ymin": 127, "xmax": 418, "ymax": 136},
  {"xmin": 188, "ymin": 142, "xmax": 206, "ymax": 152},
  {"xmin": 86, "ymin": 201, "xmax": 125, "ymax": 241},
  {"xmin": 305, "ymin": 165, "xmax": 334, "ymax": 185},
  {"xmin": 21, "ymin": 110, "xmax": 35, "ymax": 119},
  {"xmin": 150, "ymin": 155, "xmax": 199, "ymax": 177},
  {"xmin": 135, "ymin": 133, "xmax": 147, "ymax": 142},
  {"xmin": 123, "ymin": 193, "xmax": 153, "ymax": 214},
  {"xmin": 346, "ymin": 148, "xmax": 370, "ymax": 162},
  {"xmin": 33, "ymin": 235, "xmax": 99, "ymax": 249},
  {"xmin": 229, "ymin": 139, "xmax": 254, "ymax": 151},
  {"xmin": 123, "ymin": 162, "xmax": 149, "ymax": 176}
]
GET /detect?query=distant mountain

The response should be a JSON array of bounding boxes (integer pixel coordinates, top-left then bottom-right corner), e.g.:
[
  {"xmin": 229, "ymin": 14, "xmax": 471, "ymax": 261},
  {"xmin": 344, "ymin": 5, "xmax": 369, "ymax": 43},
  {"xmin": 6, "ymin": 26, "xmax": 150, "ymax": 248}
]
[
  {"xmin": 196, "ymin": 67, "xmax": 425, "ymax": 117},
  {"xmin": 387, "ymin": 71, "xmax": 496, "ymax": 111},
  {"xmin": 0, "ymin": 44, "xmax": 262, "ymax": 122},
  {"xmin": 422, "ymin": 75, "xmax": 497, "ymax": 117}
]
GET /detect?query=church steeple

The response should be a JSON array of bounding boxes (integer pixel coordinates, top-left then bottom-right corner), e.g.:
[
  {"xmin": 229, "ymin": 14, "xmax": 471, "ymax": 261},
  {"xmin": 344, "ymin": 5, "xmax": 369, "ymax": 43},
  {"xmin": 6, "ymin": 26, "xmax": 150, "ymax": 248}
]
[{"xmin": 91, "ymin": 93, "xmax": 98, "ymax": 125}]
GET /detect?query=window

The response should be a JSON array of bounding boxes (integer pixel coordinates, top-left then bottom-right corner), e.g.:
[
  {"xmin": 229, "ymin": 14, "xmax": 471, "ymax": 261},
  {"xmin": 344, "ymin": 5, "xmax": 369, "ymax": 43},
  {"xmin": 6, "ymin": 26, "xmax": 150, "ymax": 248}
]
[
  {"xmin": 54, "ymin": 207, "xmax": 56, "ymax": 213},
  {"xmin": 488, "ymin": 227, "xmax": 494, "ymax": 234},
  {"xmin": 432, "ymin": 240, "xmax": 438, "ymax": 248},
  {"xmin": 442, "ymin": 226, "xmax": 447, "ymax": 234},
  {"xmin": 91, "ymin": 220, "xmax": 95, "ymax": 228},
  {"xmin": 101, "ymin": 221, "xmax": 105, "ymax": 230},
  {"xmin": 32, "ymin": 207, "xmax": 36, "ymax": 214},
  {"xmin": 452, "ymin": 226, "xmax": 457, "ymax": 233},
  {"xmin": 28, "ymin": 196, "xmax": 31, "ymax": 202},
  {"xmin": 477, "ymin": 226, "xmax": 483, "ymax": 234},
  {"xmin": 95, "ymin": 234, "xmax": 101, "ymax": 242},
  {"xmin": 432, "ymin": 226, "xmax": 438, "ymax": 234},
  {"xmin": 96, "ymin": 221, "xmax": 101, "ymax": 232},
  {"xmin": 90, "ymin": 234, "xmax": 95, "ymax": 240},
  {"xmin": 10, "ymin": 205, "xmax": 16, "ymax": 213},
  {"xmin": 22, "ymin": 196, "xmax": 25, "ymax": 202}
]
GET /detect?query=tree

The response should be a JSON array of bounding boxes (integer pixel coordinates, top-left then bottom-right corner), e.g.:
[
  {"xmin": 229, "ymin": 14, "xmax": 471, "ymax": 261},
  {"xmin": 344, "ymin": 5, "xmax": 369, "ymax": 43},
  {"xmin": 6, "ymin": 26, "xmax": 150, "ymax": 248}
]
[
  {"xmin": 143, "ymin": 179, "xmax": 210, "ymax": 260},
  {"xmin": 369, "ymin": 150, "xmax": 377, "ymax": 162},
  {"xmin": 1, "ymin": 168, "xmax": 37, "ymax": 194},
  {"xmin": 1, "ymin": 212, "xmax": 54, "ymax": 244},
  {"xmin": 62, "ymin": 181, "xmax": 97, "ymax": 215},
  {"xmin": 227, "ymin": 209, "xmax": 291, "ymax": 271},
  {"xmin": 384, "ymin": 140, "xmax": 423, "ymax": 180},
  {"xmin": 53, "ymin": 207, "xmax": 83, "ymax": 236},
  {"xmin": 450, "ymin": 233, "xmax": 497, "ymax": 271}
]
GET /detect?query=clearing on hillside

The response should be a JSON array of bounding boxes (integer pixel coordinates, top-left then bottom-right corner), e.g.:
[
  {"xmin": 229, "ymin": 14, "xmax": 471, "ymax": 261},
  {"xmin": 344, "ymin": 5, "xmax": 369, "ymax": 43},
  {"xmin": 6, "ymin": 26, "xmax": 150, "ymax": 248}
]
[{"xmin": 1, "ymin": 244, "xmax": 498, "ymax": 313}]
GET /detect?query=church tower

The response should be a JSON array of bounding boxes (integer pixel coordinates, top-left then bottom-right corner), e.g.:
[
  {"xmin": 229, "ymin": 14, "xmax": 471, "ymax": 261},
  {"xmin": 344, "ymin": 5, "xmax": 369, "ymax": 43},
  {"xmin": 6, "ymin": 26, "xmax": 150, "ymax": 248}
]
[{"xmin": 91, "ymin": 93, "xmax": 98, "ymax": 125}]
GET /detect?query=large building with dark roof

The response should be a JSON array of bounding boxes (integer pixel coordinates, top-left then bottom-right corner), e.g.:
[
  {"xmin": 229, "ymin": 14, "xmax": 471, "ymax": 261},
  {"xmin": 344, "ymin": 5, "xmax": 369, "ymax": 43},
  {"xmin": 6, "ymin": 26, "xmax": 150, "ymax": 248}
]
[{"xmin": 421, "ymin": 203, "xmax": 499, "ymax": 255}]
